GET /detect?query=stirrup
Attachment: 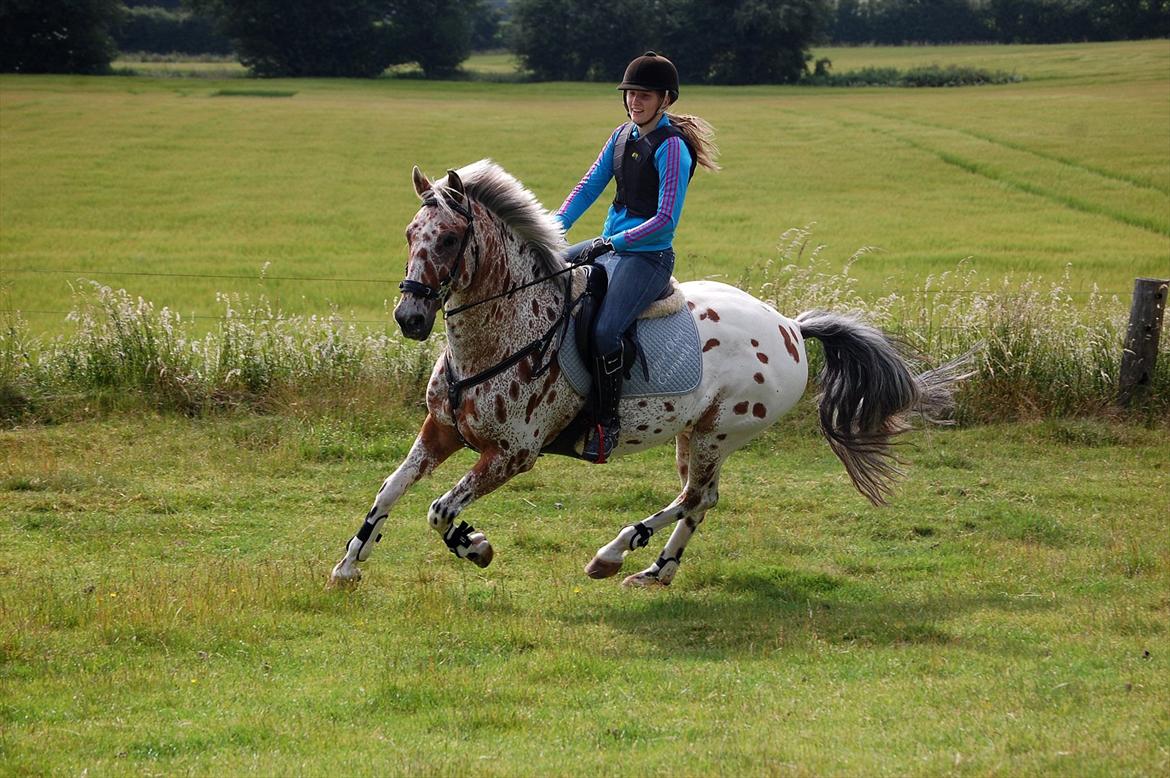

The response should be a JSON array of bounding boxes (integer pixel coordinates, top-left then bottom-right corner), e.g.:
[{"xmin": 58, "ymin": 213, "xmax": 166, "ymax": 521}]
[{"xmin": 584, "ymin": 420, "xmax": 620, "ymax": 464}]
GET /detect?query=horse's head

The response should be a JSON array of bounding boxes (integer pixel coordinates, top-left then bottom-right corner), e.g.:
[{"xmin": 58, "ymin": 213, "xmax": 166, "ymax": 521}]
[{"xmin": 395, "ymin": 165, "xmax": 476, "ymax": 340}]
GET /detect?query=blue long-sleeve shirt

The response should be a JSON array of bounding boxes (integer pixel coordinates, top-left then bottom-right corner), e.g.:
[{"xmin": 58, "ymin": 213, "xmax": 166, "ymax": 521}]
[{"xmin": 554, "ymin": 115, "xmax": 692, "ymax": 252}]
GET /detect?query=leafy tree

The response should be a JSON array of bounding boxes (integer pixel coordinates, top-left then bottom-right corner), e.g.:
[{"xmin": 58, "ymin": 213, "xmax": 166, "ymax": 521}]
[
  {"xmin": 512, "ymin": 0, "xmax": 651, "ymax": 81},
  {"xmin": 825, "ymin": 0, "xmax": 1168, "ymax": 44},
  {"xmin": 0, "ymin": 0, "xmax": 123, "ymax": 73},
  {"xmin": 470, "ymin": 0, "xmax": 503, "ymax": 50},
  {"xmin": 512, "ymin": 0, "xmax": 828, "ymax": 85},
  {"xmin": 190, "ymin": 0, "xmax": 400, "ymax": 77},
  {"xmin": 662, "ymin": 0, "xmax": 832, "ymax": 85},
  {"xmin": 191, "ymin": 0, "xmax": 477, "ymax": 78},
  {"xmin": 391, "ymin": 0, "xmax": 476, "ymax": 77},
  {"xmin": 114, "ymin": 5, "xmax": 233, "ymax": 55}
]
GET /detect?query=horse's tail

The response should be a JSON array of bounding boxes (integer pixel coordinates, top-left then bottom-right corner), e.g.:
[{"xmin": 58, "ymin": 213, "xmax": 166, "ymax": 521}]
[{"xmin": 796, "ymin": 310, "xmax": 971, "ymax": 506}]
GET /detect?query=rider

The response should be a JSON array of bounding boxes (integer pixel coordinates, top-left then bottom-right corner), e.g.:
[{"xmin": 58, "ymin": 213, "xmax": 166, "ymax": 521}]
[{"xmin": 554, "ymin": 51, "xmax": 719, "ymax": 463}]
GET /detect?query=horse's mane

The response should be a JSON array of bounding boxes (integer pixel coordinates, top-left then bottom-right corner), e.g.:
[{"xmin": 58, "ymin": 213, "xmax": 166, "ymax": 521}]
[{"xmin": 431, "ymin": 159, "xmax": 568, "ymax": 277}]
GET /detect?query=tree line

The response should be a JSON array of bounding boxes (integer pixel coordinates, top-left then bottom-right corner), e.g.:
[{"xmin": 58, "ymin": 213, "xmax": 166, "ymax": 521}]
[
  {"xmin": 832, "ymin": 0, "xmax": 1170, "ymax": 45},
  {"xmin": 2, "ymin": 0, "xmax": 1167, "ymax": 79}
]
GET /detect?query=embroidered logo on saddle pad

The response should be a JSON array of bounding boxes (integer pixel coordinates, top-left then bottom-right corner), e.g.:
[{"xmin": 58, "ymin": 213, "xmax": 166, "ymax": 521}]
[{"xmin": 558, "ymin": 283, "xmax": 703, "ymax": 399}]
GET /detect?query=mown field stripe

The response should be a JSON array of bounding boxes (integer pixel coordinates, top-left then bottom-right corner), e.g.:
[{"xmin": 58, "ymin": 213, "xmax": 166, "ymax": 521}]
[
  {"xmin": 823, "ymin": 113, "xmax": 1170, "ymax": 239},
  {"xmin": 860, "ymin": 109, "xmax": 1170, "ymax": 196}
]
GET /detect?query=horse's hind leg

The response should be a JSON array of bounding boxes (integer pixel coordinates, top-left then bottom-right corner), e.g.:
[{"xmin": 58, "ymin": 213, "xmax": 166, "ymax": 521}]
[
  {"xmin": 622, "ymin": 465, "xmax": 722, "ymax": 588},
  {"xmin": 620, "ymin": 427, "xmax": 737, "ymax": 587},
  {"xmin": 329, "ymin": 415, "xmax": 460, "ymax": 586},
  {"xmin": 584, "ymin": 493, "xmax": 691, "ymax": 579},
  {"xmin": 584, "ymin": 434, "xmax": 724, "ymax": 583}
]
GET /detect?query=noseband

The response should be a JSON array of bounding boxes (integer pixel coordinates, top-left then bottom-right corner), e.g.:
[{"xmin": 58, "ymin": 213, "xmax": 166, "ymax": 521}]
[{"xmin": 398, "ymin": 195, "xmax": 478, "ymax": 308}]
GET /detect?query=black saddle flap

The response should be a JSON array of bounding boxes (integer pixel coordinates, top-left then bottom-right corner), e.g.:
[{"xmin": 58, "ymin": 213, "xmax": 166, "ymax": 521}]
[
  {"xmin": 574, "ymin": 265, "xmax": 608, "ymax": 359},
  {"xmin": 574, "ymin": 264, "xmax": 648, "ymax": 383}
]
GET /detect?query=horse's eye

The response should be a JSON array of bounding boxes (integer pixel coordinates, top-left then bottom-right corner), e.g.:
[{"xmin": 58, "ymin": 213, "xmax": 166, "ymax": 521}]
[{"xmin": 441, "ymin": 234, "xmax": 458, "ymax": 249}]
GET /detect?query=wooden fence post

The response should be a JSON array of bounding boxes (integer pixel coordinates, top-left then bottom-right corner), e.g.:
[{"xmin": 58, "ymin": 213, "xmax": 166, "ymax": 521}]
[{"xmin": 1118, "ymin": 277, "xmax": 1168, "ymax": 407}]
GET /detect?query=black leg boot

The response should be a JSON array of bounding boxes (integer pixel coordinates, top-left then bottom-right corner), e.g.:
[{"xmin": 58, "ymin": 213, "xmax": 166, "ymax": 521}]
[{"xmin": 584, "ymin": 347, "xmax": 624, "ymax": 464}]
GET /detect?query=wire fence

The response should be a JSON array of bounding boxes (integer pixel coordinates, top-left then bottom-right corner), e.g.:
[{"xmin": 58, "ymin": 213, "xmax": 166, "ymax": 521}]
[{"xmin": 1, "ymin": 265, "xmax": 1142, "ymax": 327}]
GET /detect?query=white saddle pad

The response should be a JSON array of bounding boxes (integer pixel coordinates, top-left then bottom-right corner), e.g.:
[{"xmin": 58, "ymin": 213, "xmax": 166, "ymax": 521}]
[{"xmin": 557, "ymin": 306, "xmax": 703, "ymax": 398}]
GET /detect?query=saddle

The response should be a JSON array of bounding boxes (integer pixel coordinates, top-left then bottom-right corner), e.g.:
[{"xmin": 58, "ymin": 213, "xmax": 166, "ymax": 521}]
[
  {"xmin": 543, "ymin": 266, "xmax": 701, "ymax": 460},
  {"xmin": 570, "ymin": 263, "xmax": 686, "ymax": 380}
]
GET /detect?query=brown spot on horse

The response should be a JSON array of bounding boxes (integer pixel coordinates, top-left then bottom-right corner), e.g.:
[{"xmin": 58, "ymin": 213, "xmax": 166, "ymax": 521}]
[
  {"xmin": 695, "ymin": 400, "xmax": 721, "ymax": 432},
  {"xmin": 752, "ymin": 403, "xmax": 767, "ymax": 419},
  {"xmin": 703, "ymin": 338, "xmax": 720, "ymax": 352},
  {"xmin": 733, "ymin": 401, "xmax": 749, "ymax": 415},
  {"xmin": 756, "ymin": 352, "xmax": 769, "ymax": 364},
  {"xmin": 780, "ymin": 325, "xmax": 800, "ymax": 363},
  {"xmin": 753, "ymin": 372, "xmax": 765, "ymax": 383}
]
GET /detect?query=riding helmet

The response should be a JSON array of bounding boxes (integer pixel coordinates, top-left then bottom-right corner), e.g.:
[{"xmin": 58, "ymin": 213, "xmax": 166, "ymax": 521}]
[{"xmin": 618, "ymin": 51, "xmax": 680, "ymax": 102}]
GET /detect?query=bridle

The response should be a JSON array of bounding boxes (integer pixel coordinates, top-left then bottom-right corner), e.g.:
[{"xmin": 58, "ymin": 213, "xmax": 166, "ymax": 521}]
[
  {"xmin": 396, "ymin": 191, "xmax": 593, "ymax": 452},
  {"xmin": 398, "ymin": 193, "xmax": 588, "ymax": 319},
  {"xmin": 397, "ymin": 194, "xmax": 479, "ymax": 308}
]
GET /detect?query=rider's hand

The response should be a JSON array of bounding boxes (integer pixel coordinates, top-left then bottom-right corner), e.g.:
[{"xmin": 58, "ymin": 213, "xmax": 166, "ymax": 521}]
[{"xmin": 583, "ymin": 238, "xmax": 614, "ymax": 263}]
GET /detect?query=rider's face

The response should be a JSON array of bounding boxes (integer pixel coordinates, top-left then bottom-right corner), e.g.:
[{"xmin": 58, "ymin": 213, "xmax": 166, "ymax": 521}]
[{"xmin": 625, "ymin": 89, "xmax": 667, "ymax": 126}]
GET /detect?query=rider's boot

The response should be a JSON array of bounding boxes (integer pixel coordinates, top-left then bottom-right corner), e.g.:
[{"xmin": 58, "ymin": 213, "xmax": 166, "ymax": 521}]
[{"xmin": 584, "ymin": 347, "xmax": 623, "ymax": 464}]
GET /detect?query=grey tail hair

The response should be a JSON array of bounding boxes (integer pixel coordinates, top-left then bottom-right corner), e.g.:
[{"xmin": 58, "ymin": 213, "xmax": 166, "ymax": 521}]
[{"xmin": 797, "ymin": 310, "xmax": 972, "ymax": 506}]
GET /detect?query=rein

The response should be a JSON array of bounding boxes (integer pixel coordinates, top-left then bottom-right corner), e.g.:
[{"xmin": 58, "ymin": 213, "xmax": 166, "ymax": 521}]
[{"xmin": 399, "ymin": 192, "xmax": 591, "ymax": 452}]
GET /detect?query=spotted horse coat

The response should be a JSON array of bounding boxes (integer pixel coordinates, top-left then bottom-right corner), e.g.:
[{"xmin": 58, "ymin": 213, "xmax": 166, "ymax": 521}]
[{"xmin": 329, "ymin": 160, "xmax": 967, "ymax": 588}]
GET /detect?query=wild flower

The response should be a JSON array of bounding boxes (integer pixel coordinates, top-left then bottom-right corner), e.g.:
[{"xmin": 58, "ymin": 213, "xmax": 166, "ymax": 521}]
[{"xmin": 1, "ymin": 240, "xmax": 1165, "ymax": 424}]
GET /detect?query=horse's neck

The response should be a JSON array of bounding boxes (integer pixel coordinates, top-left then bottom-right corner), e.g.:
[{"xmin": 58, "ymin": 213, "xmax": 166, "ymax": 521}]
[{"xmin": 444, "ymin": 214, "xmax": 566, "ymax": 374}]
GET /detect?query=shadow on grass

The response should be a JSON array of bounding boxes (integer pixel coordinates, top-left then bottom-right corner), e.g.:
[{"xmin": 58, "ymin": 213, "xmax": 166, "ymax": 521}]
[{"xmin": 562, "ymin": 563, "xmax": 1054, "ymax": 658}]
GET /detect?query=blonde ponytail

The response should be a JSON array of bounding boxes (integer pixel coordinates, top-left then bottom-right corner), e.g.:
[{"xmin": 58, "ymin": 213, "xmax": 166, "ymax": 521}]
[{"xmin": 667, "ymin": 113, "xmax": 721, "ymax": 172}]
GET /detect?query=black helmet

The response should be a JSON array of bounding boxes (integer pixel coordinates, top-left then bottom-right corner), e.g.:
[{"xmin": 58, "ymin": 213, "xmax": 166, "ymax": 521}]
[{"xmin": 618, "ymin": 51, "xmax": 679, "ymax": 102}]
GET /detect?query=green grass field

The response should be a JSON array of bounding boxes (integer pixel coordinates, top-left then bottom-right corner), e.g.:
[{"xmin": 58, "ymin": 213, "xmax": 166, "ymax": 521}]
[
  {"xmin": 4, "ymin": 41, "xmax": 1168, "ymax": 336},
  {"xmin": 1, "ymin": 414, "xmax": 1167, "ymax": 775},
  {"xmin": 2, "ymin": 42, "xmax": 1169, "ymax": 775}
]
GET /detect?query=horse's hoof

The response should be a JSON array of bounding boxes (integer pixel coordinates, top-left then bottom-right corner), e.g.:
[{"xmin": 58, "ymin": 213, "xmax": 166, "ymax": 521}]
[
  {"xmin": 467, "ymin": 541, "xmax": 493, "ymax": 568},
  {"xmin": 328, "ymin": 560, "xmax": 362, "ymax": 588},
  {"xmin": 584, "ymin": 556, "xmax": 622, "ymax": 579},
  {"xmin": 622, "ymin": 571, "xmax": 669, "ymax": 588}
]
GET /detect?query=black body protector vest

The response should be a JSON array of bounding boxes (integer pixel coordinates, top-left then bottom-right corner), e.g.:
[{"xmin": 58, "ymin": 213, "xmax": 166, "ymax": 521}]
[{"xmin": 612, "ymin": 123, "xmax": 698, "ymax": 219}]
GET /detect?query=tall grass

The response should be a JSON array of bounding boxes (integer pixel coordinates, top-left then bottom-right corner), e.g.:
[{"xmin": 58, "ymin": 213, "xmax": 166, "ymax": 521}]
[
  {"xmin": 1, "ymin": 282, "xmax": 439, "ymax": 420},
  {"xmin": 747, "ymin": 226, "xmax": 1168, "ymax": 422},
  {"xmin": 3, "ymin": 242, "xmax": 1166, "ymax": 424}
]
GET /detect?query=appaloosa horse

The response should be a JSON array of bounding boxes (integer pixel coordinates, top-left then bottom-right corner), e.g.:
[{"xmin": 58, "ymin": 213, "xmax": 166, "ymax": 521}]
[{"xmin": 329, "ymin": 160, "xmax": 964, "ymax": 588}]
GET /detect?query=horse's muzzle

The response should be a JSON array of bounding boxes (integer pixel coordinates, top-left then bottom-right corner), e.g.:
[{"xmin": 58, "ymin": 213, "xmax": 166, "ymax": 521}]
[{"xmin": 394, "ymin": 297, "xmax": 436, "ymax": 341}]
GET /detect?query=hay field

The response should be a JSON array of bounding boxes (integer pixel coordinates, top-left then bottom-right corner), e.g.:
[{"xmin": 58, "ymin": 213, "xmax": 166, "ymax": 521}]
[{"xmin": 2, "ymin": 40, "xmax": 1167, "ymax": 335}]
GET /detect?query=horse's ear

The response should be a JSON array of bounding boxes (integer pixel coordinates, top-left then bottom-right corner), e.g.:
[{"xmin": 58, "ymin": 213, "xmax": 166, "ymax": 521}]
[
  {"xmin": 446, "ymin": 168, "xmax": 466, "ymax": 199},
  {"xmin": 412, "ymin": 165, "xmax": 431, "ymax": 197}
]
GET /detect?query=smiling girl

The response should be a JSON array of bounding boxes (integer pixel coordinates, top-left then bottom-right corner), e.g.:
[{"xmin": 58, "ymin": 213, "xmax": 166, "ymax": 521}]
[{"xmin": 555, "ymin": 51, "xmax": 720, "ymax": 463}]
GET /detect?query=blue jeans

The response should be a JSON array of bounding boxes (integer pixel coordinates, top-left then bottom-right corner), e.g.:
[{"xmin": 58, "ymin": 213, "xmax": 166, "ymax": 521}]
[{"xmin": 566, "ymin": 239, "xmax": 675, "ymax": 356}]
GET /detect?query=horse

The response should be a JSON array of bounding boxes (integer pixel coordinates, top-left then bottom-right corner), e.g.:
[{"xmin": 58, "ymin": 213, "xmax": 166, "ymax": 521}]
[{"xmin": 329, "ymin": 160, "xmax": 966, "ymax": 588}]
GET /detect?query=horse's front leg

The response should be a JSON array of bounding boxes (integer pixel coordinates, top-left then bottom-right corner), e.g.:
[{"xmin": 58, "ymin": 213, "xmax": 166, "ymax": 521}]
[
  {"xmin": 329, "ymin": 414, "xmax": 461, "ymax": 586},
  {"xmin": 428, "ymin": 445, "xmax": 536, "ymax": 568}
]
